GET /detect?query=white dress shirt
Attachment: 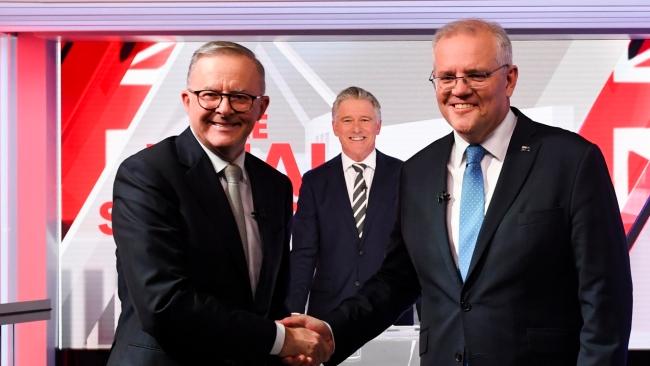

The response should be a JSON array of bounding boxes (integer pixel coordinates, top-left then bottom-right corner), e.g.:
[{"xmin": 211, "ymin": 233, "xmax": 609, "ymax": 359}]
[
  {"xmin": 341, "ymin": 149, "xmax": 377, "ymax": 204},
  {"xmin": 446, "ymin": 110, "xmax": 517, "ymax": 266},
  {"xmin": 190, "ymin": 129, "xmax": 285, "ymax": 355}
]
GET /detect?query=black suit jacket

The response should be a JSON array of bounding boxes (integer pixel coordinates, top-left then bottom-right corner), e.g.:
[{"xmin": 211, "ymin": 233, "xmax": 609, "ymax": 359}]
[
  {"xmin": 287, "ymin": 151, "xmax": 410, "ymax": 321},
  {"xmin": 323, "ymin": 108, "xmax": 633, "ymax": 366},
  {"xmin": 107, "ymin": 127, "xmax": 293, "ymax": 366}
]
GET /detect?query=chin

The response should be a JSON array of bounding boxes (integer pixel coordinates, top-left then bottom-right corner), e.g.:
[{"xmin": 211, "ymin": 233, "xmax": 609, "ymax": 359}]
[
  {"xmin": 205, "ymin": 137, "xmax": 231, "ymax": 150},
  {"xmin": 449, "ymin": 120, "xmax": 475, "ymax": 133}
]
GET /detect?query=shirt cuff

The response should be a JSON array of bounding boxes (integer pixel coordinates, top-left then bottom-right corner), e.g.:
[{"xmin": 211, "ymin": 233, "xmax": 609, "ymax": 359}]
[
  {"xmin": 324, "ymin": 321, "xmax": 335, "ymax": 352},
  {"xmin": 270, "ymin": 321, "xmax": 286, "ymax": 355}
]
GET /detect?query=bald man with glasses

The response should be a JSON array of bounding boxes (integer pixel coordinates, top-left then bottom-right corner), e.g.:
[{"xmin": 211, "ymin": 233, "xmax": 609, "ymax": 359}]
[
  {"xmin": 282, "ymin": 19, "xmax": 632, "ymax": 366},
  {"xmin": 108, "ymin": 41, "xmax": 329, "ymax": 366}
]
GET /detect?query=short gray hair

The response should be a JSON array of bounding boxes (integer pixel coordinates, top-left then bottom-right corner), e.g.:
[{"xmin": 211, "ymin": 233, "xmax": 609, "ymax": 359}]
[
  {"xmin": 331, "ymin": 86, "xmax": 381, "ymax": 120},
  {"xmin": 433, "ymin": 19, "xmax": 512, "ymax": 67},
  {"xmin": 186, "ymin": 41, "xmax": 266, "ymax": 93}
]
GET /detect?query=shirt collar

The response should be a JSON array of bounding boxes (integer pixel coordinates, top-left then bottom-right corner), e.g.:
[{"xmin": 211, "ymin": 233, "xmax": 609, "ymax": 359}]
[
  {"xmin": 341, "ymin": 149, "xmax": 377, "ymax": 172},
  {"xmin": 451, "ymin": 109, "xmax": 517, "ymax": 167},
  {"xmin": 190, "ymin": 126, "xmax": 248, "ymax": 182}
]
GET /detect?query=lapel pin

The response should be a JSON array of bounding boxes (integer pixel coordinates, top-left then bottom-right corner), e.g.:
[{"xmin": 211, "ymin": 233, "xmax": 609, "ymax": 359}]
[{"xmin": 520, "ymin": 145, "xmax": 531, "ymax": 152}]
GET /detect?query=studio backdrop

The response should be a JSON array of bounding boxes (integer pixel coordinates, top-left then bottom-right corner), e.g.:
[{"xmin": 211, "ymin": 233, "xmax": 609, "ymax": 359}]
[{"xmin": 59, "ymin": 39, "xmax": 650, "ymax": 350}]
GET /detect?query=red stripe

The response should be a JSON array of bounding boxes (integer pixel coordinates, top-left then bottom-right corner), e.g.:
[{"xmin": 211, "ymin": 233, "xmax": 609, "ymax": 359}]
[{"xmin": 16, "ymin": 33, "xmax": 47, "ymax": 366}]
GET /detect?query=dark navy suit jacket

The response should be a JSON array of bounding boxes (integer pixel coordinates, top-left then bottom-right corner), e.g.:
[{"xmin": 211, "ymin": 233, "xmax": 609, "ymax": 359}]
[
  {"xmin": 108, "ymin": 127, "xmax": 293, "ymax": 366},
  {"xmin": 288, "ymin": 150, "xmax": 413, "ymax": 323},
  {"xmin": 323, "ymin": 108, "xmax": 632, "ymax": 366}
]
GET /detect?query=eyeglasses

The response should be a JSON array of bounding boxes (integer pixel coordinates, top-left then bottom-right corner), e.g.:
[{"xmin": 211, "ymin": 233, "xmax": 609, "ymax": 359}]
[
  {"xmin": 188, "ymin": 89, "xmax": 263, "ymax": 113},
  {"xmin": 429, "ymin": 64, "xmax": 510, "ymax": 91}
]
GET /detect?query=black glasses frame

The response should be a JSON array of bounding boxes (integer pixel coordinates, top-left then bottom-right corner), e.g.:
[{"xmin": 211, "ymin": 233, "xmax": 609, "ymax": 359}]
[
  {"xmin": 188, "ymin": 89, "xmax": 263, "ymax": 113},
  {"xmin": 428, "ymin": 64, "xmax": 510, "ymax": 90}
]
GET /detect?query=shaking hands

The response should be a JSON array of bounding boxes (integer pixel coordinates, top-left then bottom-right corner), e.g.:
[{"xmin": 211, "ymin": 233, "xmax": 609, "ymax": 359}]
[{"xmin": 279, "ymin": 314, "xmax": 334, "ymax": 366}]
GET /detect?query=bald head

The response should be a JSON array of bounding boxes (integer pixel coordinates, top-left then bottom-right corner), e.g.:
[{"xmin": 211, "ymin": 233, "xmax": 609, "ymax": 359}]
[{"xmin": 186, "ymin": 41, "xmax": 266, "ymax": 93}]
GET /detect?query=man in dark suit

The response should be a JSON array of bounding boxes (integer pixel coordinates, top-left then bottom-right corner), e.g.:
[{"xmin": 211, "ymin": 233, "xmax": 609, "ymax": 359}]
[
  {"xmin": 282, "ymin": 19, "xmax": 633, "ymax": 366},
  {"xmin": 287, "ymin": 86, "xmax": 413, "ymax": 325},
  {"xmin": 108, "ymin": 41, "xmax": 328, "ymax": 366}
]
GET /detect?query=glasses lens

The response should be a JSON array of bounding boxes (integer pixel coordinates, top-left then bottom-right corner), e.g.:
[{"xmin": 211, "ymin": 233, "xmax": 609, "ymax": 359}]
[
  {"xmin": 198, "ymin": 91, "xmax": 222, "ymax": 109},
  {"xmin": 229, "ymin": 94, "xmax": 254, "ymax": 112},
  {"xmin": 467, "ymin": 73, "xmax": 489, "ymax": 84},
  {"xmin": 437, "ymin": 76, "xmax": 457, "ymax": 89}
]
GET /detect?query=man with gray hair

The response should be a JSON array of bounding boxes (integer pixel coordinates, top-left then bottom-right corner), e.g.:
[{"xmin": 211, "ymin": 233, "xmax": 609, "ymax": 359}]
[
  {"xmin": 108, "ymin": 41, "xmax": 328, "ymax": 366},
  {"xmin": 287, "ymin": 86, "xmax": 414, "ymax": 325},
  {"xmin": 282, "ymin": 19, "xmax": 632, "ymax": 366}
]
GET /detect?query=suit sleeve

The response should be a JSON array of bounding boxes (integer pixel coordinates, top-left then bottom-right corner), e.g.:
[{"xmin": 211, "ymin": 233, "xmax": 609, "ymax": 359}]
[
  {"xmin": 287, "ymin": 174, "xmax": 319, "ymax": 313},
  {"xmin": 571, "ymin": 144, "xmax": 633, "ymax": 365},
  {"xmin": 112, "ymin": 157, "xmax": 279, "ymax": 360},
  {"xmin": 269, "ymin": 175, "xmax": 294, "ymax": 320}
]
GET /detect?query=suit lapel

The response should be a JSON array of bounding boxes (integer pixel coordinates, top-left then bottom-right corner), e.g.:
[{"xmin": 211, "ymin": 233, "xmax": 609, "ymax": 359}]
[
  {"xmin": 331, "ymin": 155, "xmax": 360, "ymax": 240},
  {"xmin": 466, "ymin": 110, "xmax": 540, "ymax": 282},
  {"xmin": 361, "ymin": 150, "xmax": 390, "ymax": 248},
  {"xmin": 176, "ymin": 128, "xmax": 253, "ymax": 298},
  {"xmin": 246, "ymin": 154, "xmax": 281, "ymax": 312},
  {"xmin": 426, "ymin": 134, "xmax": 463, "ymax": 285}
]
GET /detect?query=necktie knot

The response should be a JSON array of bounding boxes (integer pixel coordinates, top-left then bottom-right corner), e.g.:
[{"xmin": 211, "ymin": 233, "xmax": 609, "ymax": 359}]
[
  {"xmin": 224, "ymin": 164, "xmax": 242, "ymax": 184},
  {"xmin": 465, "ymin": 144, "xmax": 486, "ymax": 165},
  {"xmin": 351, "ymin": 163, "xmax": 367, "ymax": 174}
]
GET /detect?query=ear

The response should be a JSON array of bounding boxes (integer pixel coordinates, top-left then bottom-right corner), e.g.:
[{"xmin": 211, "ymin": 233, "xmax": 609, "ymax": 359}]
[
  {"xmin": 257, "ymin": 95, "xmax": 270, "ymax": 118},
  {"xmin": 181, "ymin": 90, "xmax": 191, "ymax": 114},
  {"xmin": 505, "ymin": 65, "xmax": 519, "ymax": 98},
  {"xmin": 332, "ymin": 119, "xmax": 341, "ymax": 137},
  {"xmin": 376, "ymin": 119, "xmax": 382, "ymax": 135}
]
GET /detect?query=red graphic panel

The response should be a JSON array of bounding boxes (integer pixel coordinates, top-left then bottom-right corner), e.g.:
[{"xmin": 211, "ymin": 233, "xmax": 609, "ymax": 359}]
[
  {"xmin": 579, "ymin": 39, "xmax": 650, "ymax": 238},
  {"xmin": 61, "ymin": 41, "xmax": 154, "ymax": 235}
]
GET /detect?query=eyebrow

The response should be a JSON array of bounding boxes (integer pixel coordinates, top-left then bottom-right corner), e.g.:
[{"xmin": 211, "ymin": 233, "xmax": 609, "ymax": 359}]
[
  {"xmin": 340, "ymin": 114, "xmax": 375, "ymax": 119},
  {"xmin": 436, "ymin": 67, "xmax": 488, "ymax": 75},
  {"xmin": 198, "ymin": 87, "xmax": 251, "ymax": 93}
]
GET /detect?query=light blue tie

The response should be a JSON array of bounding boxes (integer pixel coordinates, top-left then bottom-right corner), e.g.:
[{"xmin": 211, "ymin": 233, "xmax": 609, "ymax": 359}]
[{"xmin": 458, "ymin": 144, "xmax": 486, "ymax": 281}]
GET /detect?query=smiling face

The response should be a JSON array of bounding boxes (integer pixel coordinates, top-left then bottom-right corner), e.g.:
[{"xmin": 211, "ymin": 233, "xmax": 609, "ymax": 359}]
[
  {"xmin": 433, "ymin": 29, "xmax": 518, "ymax": 144},
  {"xmin": 181, "ymin": 53, "xmax": 269, "ymax": 161},
  {"xmin": 332, "ymin": 98, "xmax": 381, "ymax": 162}
]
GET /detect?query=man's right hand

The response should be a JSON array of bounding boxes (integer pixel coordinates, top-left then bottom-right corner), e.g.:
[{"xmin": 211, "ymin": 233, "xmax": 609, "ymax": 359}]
[
  {"xmin": 280, "ymin": 324, "xmax": 331, "ymax": 366},
  {"xmin": 279, "ymin": 314, "xmax": 334, "ymax": 366}
]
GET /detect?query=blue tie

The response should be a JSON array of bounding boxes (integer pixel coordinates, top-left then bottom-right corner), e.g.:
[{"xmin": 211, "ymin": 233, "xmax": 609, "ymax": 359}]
[{"xmin": 458, "ymin": 144, "xmax": 486, "ymax": 281}]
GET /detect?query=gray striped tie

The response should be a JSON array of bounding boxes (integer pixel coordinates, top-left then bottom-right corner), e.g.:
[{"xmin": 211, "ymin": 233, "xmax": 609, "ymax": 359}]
[{"xmin": 351, "ymin": 163, "xmax": 368, "ymax": 238}]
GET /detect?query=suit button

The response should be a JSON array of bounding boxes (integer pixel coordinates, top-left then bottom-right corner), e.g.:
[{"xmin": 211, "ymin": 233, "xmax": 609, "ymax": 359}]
[
  {"xmin": 354, "ymin": 280, "xmax": 360, "ymax": 287},
  {"xmin": 461, "ymin": 301, "xmax": 472, "ymax": 312},
  {"xmin": 359, "ymin": 250, "xmax": 364, "ymax": 256},
  {"xmin": 454, "ymin": 352, "xmax": 463, "ymax": 362}
]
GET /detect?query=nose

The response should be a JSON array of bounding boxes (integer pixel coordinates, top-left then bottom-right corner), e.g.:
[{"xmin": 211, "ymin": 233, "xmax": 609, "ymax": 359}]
[
  {"xmin": 352, "ymin": 120, "xmax": 362, "ymax": 132},
  {"xmin": 215, "ymin": 95, "xmax": 234, "ymax": 115},
  {"xmin": 451, "ymin": 76, "xmax": 472, "ymax": 95}
]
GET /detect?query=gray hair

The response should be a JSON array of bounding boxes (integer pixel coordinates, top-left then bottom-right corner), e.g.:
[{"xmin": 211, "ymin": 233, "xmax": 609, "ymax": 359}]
[
  {"xmin": 186, "ymin": 41, "xmax": 266, "ymax": 93},
  {"xmin": 331, "ymin": 86, "xmax": 381, "ymax": 121},
  {"xmin": 433, "ymin": 19, "xmax": 512, "ymax": 67}
]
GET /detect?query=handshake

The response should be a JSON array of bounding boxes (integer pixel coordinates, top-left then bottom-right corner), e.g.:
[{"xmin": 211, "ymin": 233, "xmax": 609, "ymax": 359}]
[{"xmin": 278, "ymin": 314, "xmax": 335, "ymax": 366}]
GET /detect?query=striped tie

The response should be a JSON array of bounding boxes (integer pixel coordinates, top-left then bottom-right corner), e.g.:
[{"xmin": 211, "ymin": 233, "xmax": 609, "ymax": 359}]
[{"xmin": 351, "ymin": 163, "xmax": 368, "ymax": 238}]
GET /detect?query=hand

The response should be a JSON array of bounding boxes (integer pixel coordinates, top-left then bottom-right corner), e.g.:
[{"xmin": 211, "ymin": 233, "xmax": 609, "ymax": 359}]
[
  {"xmin": 280, "ymin": 326, "xmax": 326, "ymax": 366},
  {"xmin": 280, "ymin": 314, "xmax": 334, "ymax": 366}
]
